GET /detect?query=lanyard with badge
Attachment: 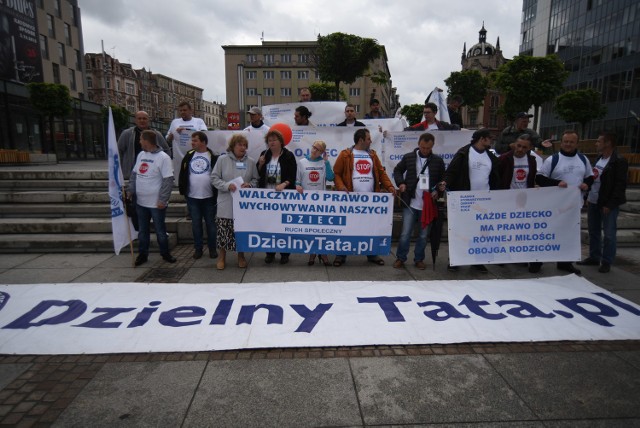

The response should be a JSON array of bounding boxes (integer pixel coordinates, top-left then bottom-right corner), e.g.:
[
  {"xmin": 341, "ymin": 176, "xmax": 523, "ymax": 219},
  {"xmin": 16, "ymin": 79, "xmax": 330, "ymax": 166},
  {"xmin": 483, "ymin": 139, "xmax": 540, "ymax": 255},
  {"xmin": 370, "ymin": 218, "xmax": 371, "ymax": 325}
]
[{"xmin": 418, "ymin": 156, "xmax": 430, "ymax": 190}]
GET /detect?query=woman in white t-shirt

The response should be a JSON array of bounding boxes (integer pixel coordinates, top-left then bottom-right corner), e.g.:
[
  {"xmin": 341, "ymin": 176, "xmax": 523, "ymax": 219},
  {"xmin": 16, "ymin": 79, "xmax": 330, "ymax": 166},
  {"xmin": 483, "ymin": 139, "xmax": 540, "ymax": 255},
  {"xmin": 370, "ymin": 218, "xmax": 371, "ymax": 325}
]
[{"xmin": 295, "ymin": 140, "xmax": 335, "ymax": 266}]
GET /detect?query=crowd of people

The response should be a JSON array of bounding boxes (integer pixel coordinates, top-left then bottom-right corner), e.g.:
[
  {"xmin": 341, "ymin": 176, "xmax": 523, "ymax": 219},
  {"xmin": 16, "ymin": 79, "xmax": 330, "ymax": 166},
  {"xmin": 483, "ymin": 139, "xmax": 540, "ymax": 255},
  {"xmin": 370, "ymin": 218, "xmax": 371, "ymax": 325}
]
[{"xmin": 120, "ymin": 97, "xmax": 628, "ymax": 276}]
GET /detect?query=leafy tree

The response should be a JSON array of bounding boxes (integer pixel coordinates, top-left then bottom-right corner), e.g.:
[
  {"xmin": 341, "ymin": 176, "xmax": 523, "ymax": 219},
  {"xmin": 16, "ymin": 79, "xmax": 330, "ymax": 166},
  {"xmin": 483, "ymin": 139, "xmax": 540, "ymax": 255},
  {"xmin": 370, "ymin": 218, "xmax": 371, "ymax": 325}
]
[
  {"xmin": 27, "ymin": 83, "xmax": 72, "ymax": 153},
  {"xmin": 400, "ymin": 104, "xmax": 425, "ymax": 126},
  {"xmin": 101, "ymin": 104, "xmax": 131, "ymax": 135},
  {"xmin": 554, "ymin": 89, "xmax": 607, "ymax": 136},
  {"xmin": 316, "ymin": 32, "xmax": 382, "ymax": 101},
  {"xmin": 444, "ymin": 70, "xmax": 488, "ymax": 109},
  {"xmin": 308, "ymin": 82, "xmax": 346, "ymax": 101},
  {"xmin": 492, "ymin": 54, "xmax": 569, "ymax": 128}
]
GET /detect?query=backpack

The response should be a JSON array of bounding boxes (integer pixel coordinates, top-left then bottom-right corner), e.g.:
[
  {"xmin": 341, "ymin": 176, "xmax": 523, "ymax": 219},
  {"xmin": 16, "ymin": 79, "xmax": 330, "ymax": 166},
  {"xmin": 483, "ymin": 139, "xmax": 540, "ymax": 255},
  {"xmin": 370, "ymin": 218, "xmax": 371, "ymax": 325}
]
[{"xmin": 549, "ymin": 152, "xmax": 588, "ymax": 176}]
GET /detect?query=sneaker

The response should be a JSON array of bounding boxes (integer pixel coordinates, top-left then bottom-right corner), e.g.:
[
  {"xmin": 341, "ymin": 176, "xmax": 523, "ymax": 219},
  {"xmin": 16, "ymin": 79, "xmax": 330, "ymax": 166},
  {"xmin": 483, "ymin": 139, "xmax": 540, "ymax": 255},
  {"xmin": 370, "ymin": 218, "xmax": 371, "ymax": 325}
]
[
  {"xmin": 279, "ymin": 255, "xmax": 290, "ymax": 265},
  {"xmin": 598, "ymin": 262, "xmax": 611, "ymax": 273},
  {"xmin": 415, "ymin": 261, "xmax": 426, "ymax": 270},
  {"xmin": 161, "ymin": 253, "xmax": 177, "ymax": 263},
  {"xmin": 134, "ymin": 254, "xmax": 148, "ymax": 266},
  {"xmin": 472, "ymin": 264, "xmax": 489, "ymax": 273},
  {"xmin": 193, "ymin": 249, "xmax": 203, "ymax": 259},
  {"xmin": 393, "ymin": 259, "xmax": 404, "ymax": 269},
  {"xmin": 577, "ymin": 257, "xmax": 599, "ymax": 266},
  {"xmin": 265, "ymin": 254, "xmax": 275, "ymax": 264},
  {"xmin": 558, "ymin": 263, "xmax": 581, "ymax": 275}
]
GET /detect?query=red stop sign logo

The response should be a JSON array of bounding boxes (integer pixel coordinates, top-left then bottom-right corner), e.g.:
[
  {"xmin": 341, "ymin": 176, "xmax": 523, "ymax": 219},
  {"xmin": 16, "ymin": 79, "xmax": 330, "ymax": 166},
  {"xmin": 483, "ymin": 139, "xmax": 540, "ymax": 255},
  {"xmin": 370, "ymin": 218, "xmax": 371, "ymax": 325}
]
[
  {"xmin": 515, "ymin": 168, "xmax": 526, "ymax": 181},
  {"xmin": 355, "ymin": 160, "xmax": 371, "ymax": 175},
  {"xmin": 139, "ymin": 162, "xmax": 149, "ymax": 174},
  {"xmin": 592, "ymin": 167, "xmax": 599, "ymax": 180},
  {"xmin": 309, "ymin": 171, "xmax": 320, "ymax": 182}
]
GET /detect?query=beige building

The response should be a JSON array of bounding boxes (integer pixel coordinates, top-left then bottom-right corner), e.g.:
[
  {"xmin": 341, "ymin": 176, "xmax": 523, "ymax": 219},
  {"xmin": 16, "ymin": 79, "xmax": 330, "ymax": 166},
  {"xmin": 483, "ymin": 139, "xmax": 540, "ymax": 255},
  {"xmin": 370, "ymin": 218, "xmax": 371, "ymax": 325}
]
[
  {"xmin": 202, "ymin": 100, "xmax": 226, "ymax": 130},
  {"xmin": 222, "ymin": 40, "xmax": 398, "ymax": 127}
]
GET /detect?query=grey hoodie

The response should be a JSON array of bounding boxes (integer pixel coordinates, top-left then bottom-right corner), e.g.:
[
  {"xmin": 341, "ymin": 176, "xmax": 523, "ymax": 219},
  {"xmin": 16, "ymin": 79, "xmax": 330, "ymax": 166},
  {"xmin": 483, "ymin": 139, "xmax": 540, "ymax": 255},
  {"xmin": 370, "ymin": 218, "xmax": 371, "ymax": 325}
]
[{"xmin": 211, "ymin": 151, "xmax": 259, "ymax": 219}]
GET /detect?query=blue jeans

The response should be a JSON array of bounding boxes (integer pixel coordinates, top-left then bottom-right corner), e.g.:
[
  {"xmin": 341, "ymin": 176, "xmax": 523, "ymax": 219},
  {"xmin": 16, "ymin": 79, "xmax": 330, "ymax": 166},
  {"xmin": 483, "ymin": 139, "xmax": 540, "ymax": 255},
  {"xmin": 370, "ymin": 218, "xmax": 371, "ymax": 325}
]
[
  {"xmin": 136, "ymin": 204, "xmax": 169, "ymax": 255},
  {"xmin": 396, "ymin": 206, "xmax": 430, "ymax": 262},
  {"xmin": 187, "ymin": 197, "xmax": 217, "ymax": 251},
  {"xmin": 587, "ymin": 202, "xmax": 619, "ymax": 264}
]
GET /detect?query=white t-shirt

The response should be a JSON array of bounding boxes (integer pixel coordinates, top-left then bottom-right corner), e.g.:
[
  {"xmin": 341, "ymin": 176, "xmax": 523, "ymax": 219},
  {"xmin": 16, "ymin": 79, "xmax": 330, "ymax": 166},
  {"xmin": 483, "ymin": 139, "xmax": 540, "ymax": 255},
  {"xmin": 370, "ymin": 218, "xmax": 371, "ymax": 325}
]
[
  {"xmin": 297, "ymin": 158, "xmax": 327, "ymax": 191},
  {"xmin": 188, "ymin": 152, "xmax": 214, "ymax": 199},
  {"xmin": 167, "ymin": 117, "xmax": 207, "ymax": 179},
  {"xmin": 410, "ymin": 156, "xmax": 429, "ymax": 210},
  {"xmin": 468, "ymin": 148, "xmax": 492, "ymax": 191},
  {"xmin": 587, "ymin": 156, "xmax": 610, "ymax": 204},
  {"xmin": 511, "ymin": 155, "xmax": 530, "ymax": 189},
  {"xmin": 243, "ymin": 123, "xmax": 270, "ymax": 134},
  {"xmin": 265, "ymin": 157, "xmax": 280, "ymax": 189},
  {"xmin": 539, "ymin": 152, "xmax": 593, "ymax": 187},
  {"xmin": 133, "ymin": 150, "xmax": 173, "ymax": 208},
  {"xmin": 352, "ymin": 149, "xmax": 374, "ymax": 192}
]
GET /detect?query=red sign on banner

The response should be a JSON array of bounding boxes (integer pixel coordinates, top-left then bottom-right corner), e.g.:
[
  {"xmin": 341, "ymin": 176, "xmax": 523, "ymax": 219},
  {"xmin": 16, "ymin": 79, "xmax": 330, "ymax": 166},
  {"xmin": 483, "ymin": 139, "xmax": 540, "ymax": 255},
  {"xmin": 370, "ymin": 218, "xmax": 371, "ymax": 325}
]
[{"xmin": 227, "ymin": 113, "xmax": 240, "ymax": 130}]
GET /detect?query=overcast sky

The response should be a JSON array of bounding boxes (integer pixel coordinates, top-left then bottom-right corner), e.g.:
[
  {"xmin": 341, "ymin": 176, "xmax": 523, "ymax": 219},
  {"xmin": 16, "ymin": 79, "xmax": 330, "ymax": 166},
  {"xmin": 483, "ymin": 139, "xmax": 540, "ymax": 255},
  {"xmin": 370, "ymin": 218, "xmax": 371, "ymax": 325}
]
[{"xmin": 78, "ymin": 0, "xmax": 523, "ymax": 106}]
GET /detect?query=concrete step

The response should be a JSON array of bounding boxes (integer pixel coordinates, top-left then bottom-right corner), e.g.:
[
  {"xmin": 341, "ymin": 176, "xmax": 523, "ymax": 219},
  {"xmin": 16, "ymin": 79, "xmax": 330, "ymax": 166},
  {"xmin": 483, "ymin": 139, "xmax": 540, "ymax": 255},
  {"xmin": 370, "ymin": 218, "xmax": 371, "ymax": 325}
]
[
  {"xmin": 0, "ymin": 218, "xmax": 185, "ymax": 234},
  {"xmin": 580, "ymin": 228, "xmax": 640, "ymax": 247},
  {"xmin": 0, "ymin": 191, "xmax": 185, "ymax": 204},
  {"xmin": 580, "ymin": 210, "xmax": 640, "ymax": 229},
  {"xmin": 0, "ymin": 233, "xmax": 178, "ymax": 253},
  {"xmin": 626, "ymin": 186, "xmax": 640, "ymax": 201},
  {"xmin": 0, "ymin": 170, "xmax": 109, "ymax": 181},
  {"xmin": 0, "ymin": 203, "xmax": 187, "ymax": 218},
  {"xmin": 0, "ymin": 180, "xmax": 109, "ymax": 190},
  {"xmin": 622, "ymin": 201, "xmax": 640, "ymax": 214}
]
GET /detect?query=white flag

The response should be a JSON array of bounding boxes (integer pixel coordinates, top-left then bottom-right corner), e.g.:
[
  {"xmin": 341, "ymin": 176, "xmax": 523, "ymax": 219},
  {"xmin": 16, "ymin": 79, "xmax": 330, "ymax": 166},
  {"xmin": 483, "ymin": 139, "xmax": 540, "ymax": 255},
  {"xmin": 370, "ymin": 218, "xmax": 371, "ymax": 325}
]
[
  {"xmin": 427, "ymin": 87, "xmax": 451, "ymax": 124},
  {"xmin": 107, "ymin": 107, "xmax": 137, "ymax": 254}
]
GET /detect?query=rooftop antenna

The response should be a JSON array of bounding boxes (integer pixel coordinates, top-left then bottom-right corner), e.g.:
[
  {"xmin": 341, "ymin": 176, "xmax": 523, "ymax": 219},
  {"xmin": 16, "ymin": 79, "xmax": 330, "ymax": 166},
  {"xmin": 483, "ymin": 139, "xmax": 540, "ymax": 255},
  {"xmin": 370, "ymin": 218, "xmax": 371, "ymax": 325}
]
[{"xmin": 260, "ymin": 31, "xmax": 264, "ymax": 42}]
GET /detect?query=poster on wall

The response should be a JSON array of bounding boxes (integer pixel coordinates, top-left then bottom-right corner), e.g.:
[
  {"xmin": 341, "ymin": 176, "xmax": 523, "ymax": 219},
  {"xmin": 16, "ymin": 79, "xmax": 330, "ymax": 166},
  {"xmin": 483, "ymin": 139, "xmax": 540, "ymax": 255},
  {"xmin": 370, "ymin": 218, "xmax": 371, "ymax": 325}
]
[{"xmin": 0, "ymin": 0, "xmax": 43, "ymax": 83}]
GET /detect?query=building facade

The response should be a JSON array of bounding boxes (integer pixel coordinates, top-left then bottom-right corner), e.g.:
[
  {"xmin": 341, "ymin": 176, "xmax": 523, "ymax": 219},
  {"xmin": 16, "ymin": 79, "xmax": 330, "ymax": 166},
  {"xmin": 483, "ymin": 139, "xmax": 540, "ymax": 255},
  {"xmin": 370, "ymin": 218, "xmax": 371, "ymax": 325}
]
[
  {"xmin": 202, "ymin": 100, "xmax": 226, "ymax": 130},
  {"xmin": 460, "ymin": 25, "xmax": 509, "ymax": 132},
  {"xmin": 222, "ymin": 40, "xmax": 398, "ymax": 128},
  {"xmin": 520, "ymin": 0, "xmax": 640, "ymax": 150}
]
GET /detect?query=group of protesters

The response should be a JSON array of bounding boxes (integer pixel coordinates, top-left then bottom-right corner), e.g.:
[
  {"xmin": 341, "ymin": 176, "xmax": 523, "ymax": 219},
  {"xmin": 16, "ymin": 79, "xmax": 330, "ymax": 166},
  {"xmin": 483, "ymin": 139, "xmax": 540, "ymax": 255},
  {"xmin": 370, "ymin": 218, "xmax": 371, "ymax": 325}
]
[{"xmin": 122, "ymin": 99, "xmax": 628, "ymax": 276}]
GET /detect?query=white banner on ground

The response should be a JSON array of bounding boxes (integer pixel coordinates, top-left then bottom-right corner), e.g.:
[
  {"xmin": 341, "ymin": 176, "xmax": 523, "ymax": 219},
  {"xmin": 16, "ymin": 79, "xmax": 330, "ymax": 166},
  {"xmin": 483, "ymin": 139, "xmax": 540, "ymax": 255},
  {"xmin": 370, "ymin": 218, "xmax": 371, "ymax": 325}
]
[
  {"xmin": 447, "ymin": 187, "xmax": 582, "ymax": 266},
  {"xmin": 1, "ymin": 276, "xmax": 639, "ymax": 354},
  {"xmin": 232, "ymin": 189, "xmax": 394, "ymax": 255}
]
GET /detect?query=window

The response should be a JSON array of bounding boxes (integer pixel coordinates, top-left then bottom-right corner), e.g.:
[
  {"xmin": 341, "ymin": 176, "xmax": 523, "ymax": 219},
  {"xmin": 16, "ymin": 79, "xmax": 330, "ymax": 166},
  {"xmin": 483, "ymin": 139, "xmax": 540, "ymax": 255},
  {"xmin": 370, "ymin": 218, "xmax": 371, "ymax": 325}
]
[
  {"xmin": 315, "ymin": 70, "xmax": 320, "ymax": 79},
  {"xmin": 247, "ymin": 88, "xmax": 257, "ymax": 96},
  {"xmin": 263, "ymin": 70, "xmax": 274, "ymax": 79},
  {"xmin": 354, "ymin": 105, "xmax": 360, "ymax": 113},
  {"xmin": 47, "ymin": 14, "xmax": 55, "ymax": 37},
  {"xmin": 116, "ymin": 80, "xmax": 120, "ymax": 91},
  {"xmin": 75, "ymin": 50, "xmax": 81, "ymax": 70},
  {"xmin": 264, "ymin": 88, "xmax": 274, "ymax": 96},
  {"xmin": 53, "ymin": 0, "xmax": 61, "ymax": 17},
  {"xmin": 126, "ymin": 83, "xmax": 135, "ymax": 95},
  {"xmin": 281, "ymin": 70, "xmax": 291, "ymax": 80},
  {"xmin": 246, "ymin": 54, "xmax": 257, "ymax": 63},
  {"xmin": 40, "ymin": 35, "xmax": 49, "ymax": 59},
  {"xmin": 68, "ymin": 1, "xmax": 77, "ymax": 26},
  {"xmin": 264, "ymin": 54, "xmax": 274, "ymax": 64},
  {"xmin": 298, "ymin": 70, "xmax": 309, "ymax": 79},
  {"xmin": 106, "ymin": 77, "xmax": 110, "ymax": 89},
  {"xmin": 58, "ymin": 43, "xmax": 66, "ymax": 65},
  {"xmin": 281, "ymin": 88, "xmax": 291, "ymax": 96},
  {"xmin": 87, "ymin": 76, "xmax": 92, "ymax": 88},
  {"xmin": 69, "ymin": 69, "xmax": 76, "ymax": 91},
  {"xmin": 64, "ymin": 24, "xmax": 72, "ymax": 45},
  {"xmin": 246, "ymin": 71, "xmax": 256, "ymax": 80},
  {"xmin": 298, "ymin": 54, "xmax": 308, "ymax": 63},
  {"xmin": 281, "ymin": 54, "xmax": 291, "ymax": 63},
  {"xmin": 349, "ymin": 88, "xmax": 360, "ymax": 96},
  {"xmin": 52, "ymin": 63, "xmax": 60, "ymax": 84}
]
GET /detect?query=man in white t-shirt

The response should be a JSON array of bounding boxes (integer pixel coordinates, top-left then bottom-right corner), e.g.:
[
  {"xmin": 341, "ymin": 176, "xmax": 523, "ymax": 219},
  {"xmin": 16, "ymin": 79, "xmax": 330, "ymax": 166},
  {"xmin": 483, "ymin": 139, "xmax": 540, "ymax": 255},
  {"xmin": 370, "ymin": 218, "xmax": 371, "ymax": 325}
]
[
  {"xmin": 332, "ymin": 128, "xmax": 396, "ymax": 267},
  {"xmin": 178, "ymin": 131, "xmax": 219, "ymax": 260},
  {"xmin": 128, "ymin": 130, "xmax": 176, "ymax": 266},
  {"xmin": 536, "ymin": 129, "xmax": 594, "ymax": 275},
  {"xmin": 243, "ymin": 106, "xmax": 270, "ymax": 135},
  {"xmin": 166, "ymin": 101, "xmax": 208, "ymax": 180}
]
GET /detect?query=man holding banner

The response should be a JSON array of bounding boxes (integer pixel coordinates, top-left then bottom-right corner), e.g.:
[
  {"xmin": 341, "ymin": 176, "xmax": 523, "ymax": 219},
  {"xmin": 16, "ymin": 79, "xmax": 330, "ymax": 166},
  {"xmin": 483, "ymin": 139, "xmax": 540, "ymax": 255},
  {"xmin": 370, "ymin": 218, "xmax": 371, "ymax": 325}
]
[{"xmin": 333, "ymin": 128, "xmax": 396, "ymax": 267}]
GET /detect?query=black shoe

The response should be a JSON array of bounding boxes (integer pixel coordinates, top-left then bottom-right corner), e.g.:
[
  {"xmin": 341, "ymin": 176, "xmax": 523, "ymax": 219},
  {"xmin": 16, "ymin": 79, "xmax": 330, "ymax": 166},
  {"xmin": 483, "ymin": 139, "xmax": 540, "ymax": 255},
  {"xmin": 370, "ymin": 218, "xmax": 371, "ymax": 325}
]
[
  {"xmin": 528, "ymin": 263, "xmax": 541, "ymax": 274},
  {"xmin": 193, "ymin": 249, "xmax": 203, "ymax": 259},
  {"xmin": 161, "ymin": 253, "xmax": 177, "ymax": 263},
  {"xmin": 472, "ymin": 264, "xmax": 489, "ymax": 273},
  {"xmin": 558, "ymin": 263, "xmax": 581, "ymax": 275},
  {"xmin": 447, "ymin": 264, "xmax": 459, "ymax": 272},
  {"xmin": 209, "ymin": 249, "xmax": 218, "ymax": 259},
  {"xmin": 265, "ymin": 254, "xmax": 275, "ymax": 264},
  {"xmin": 598, "ymin": 262, "xmax": 611, "ymax": 273},
  {"xmin": 577, "ymin": 257, "xmax": 599, "ymax": 266},
  {"xmin": 135, "ymin": 254, "xmax": 148, "ymax": 267},
  {"xmin": 280, "ymin": 255, "xmax": 290, "ymax": 265}
]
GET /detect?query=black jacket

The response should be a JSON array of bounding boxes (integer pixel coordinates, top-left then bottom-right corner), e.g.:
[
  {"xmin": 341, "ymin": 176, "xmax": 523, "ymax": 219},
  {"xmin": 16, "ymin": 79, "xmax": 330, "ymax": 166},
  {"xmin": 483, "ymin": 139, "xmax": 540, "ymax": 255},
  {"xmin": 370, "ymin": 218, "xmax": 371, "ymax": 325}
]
[
  {"xmin": 594, "ymin": 150, "xmax": 628, "ymax": 209},
  {"xmin": 178, "ymin": 148, "xmax": 218, "ymax": 198},
  {"xmin": 393, "ymin": 149, "xmax": 445, "ymax": 206},
  {"xmin": 497, "ymin": 150, "xmax": 537, "ymax": 189},
  {"xmin": 257, "ymin": 147, "xmax": 297, "ymax": 189},
  {"xmin": 443, "ymin": 144, "xmax": 500, "ymax": 191},
  {"xmin": 336, "ymin": 120, "xmax": 365, "ymax": 127}
]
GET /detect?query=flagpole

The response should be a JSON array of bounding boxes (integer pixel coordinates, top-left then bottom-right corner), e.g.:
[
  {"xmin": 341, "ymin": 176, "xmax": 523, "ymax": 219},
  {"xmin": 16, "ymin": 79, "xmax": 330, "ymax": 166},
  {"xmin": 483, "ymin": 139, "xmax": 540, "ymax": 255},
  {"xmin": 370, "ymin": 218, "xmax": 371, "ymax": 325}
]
[{"xmin": 122, "ymin": 184, "xmax": 135, "ymax": 266}]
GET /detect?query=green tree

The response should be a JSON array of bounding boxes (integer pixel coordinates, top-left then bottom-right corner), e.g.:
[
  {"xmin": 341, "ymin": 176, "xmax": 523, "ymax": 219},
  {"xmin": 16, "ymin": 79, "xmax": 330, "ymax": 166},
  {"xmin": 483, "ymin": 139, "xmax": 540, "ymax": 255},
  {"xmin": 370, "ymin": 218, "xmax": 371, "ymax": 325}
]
[
  {"xmin": 308, "ymin": 82, "xmax": 346, "ymax": 101},
  {"xmin": 492, "ymin": 54, "xmax": 569, "ymax": 128},
  {"xmin": 444, "ymin": 70, "xmax": 488, "ymax": 109},
  {"xmin": 27, "ymin": 83, "xmax": 73, "ymax": 154},
  {"xmin": 554, "ymin": 89, "xmax": 607, "ymax": 136},
  {"xmin": 101, "ymin": 104, "xmax": 131, "ymax": 135},
  {"xmin": 316, "ymin": 32, "xmax": 382, "ymax": 101},
  {"xmin": 400, "ymin": 104, "xmax": 425, "ymax": 126}
]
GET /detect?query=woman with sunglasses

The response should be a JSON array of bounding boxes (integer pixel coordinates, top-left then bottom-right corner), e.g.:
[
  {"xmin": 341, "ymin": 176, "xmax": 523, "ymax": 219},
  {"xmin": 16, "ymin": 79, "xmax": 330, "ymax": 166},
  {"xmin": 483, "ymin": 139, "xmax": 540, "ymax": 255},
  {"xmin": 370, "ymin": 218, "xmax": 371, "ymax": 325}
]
[{"xmin": 295, "ymin": 140, "xmax": 335, "ymax": 266}]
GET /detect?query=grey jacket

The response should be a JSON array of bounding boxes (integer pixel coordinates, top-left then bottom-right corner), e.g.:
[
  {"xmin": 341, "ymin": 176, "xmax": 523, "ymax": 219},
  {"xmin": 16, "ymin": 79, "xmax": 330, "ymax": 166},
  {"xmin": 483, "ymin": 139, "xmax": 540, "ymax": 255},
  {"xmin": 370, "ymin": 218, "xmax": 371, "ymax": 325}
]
[
  {"xmin": 211, "ymin": 151, "xmax": 259, "ymax": 219},
  {"xmin": 118, "ymin": 127, "xmax": 170, "ymax": 179}
]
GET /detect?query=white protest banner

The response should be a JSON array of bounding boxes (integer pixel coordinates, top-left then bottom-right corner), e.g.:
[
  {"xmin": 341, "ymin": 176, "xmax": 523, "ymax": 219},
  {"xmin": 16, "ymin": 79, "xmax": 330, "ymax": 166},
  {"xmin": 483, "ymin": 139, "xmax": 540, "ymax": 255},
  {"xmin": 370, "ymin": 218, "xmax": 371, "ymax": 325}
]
[
  {"xmin": 232, "ymin": 189, "xmax": 393, "ymax": 255},
  {"xmin": 262, "ymin": 102, "xmax": 346, "ymax": 127},
  {"xmin": 447, "ymin": 187, "xmax": 582, "ymax": 266},
  {"xmin": 1, "ymin": 276, "xmax": 639, "ymax": 354}
]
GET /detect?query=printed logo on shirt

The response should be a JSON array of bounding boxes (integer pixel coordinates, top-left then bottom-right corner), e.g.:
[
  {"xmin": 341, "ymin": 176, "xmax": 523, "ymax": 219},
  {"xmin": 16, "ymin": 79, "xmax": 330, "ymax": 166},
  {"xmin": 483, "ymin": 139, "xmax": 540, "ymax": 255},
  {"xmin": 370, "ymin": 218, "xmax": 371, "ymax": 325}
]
[
  {"xmin": 592, "ymin": 166, "xmax": 599, "ymax": 180},
  {"xmin": 139, "ymin": 162, "xmax": 149, "ymax": 174},
  {"xmin": 355, "ymin": 159, "xmax": 372, "ymax": 175},
  {"xmin": 190, "ymin": 156, "xmax": 211, "ymax": 174},
  {"xmin": 515, "ymin": 168, "xmax": 527, "ymax": 181},
  {"xmin": 309, "ymin": 171, "xmax": 320, "ymax": 182}
]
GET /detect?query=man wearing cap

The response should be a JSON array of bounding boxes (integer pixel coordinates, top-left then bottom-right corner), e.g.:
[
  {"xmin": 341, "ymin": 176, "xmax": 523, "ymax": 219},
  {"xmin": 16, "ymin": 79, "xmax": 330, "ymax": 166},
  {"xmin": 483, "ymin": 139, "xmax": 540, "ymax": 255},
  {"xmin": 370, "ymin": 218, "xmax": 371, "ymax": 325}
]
[
  {"xmin": 495, "ymin": 112, "xmax": 548, "ymax": 154},
  {"xmin": 441, "ymin": 128, "xmax": 500, "ymax": 273},
  {"xmin": 244, "ymin": 107, "xmax": 270, "ymax": 134},
  {"xmin": 364, "ymin": 99, "xmax": 386, "ymax": 119},
  {"xmin": 128, "ymin": 130, "xmax": 176, "ymax": 266}
]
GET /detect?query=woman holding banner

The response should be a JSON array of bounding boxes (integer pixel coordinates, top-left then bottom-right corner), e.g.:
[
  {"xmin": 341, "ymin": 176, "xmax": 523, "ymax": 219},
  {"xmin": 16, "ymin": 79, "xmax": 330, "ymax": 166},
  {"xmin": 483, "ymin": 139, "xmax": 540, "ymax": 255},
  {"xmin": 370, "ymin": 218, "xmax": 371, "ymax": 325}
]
[
  {"xmin": 257, "ymin": 129, "xmax": 298, "ymax": 264},
  {"xmin": 211, "ymin": 134, "xmax": 259, "ymax": 270},
  {"xmin": 296, "ymin": 140, "xmax": 334, "ymax": 266}
]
